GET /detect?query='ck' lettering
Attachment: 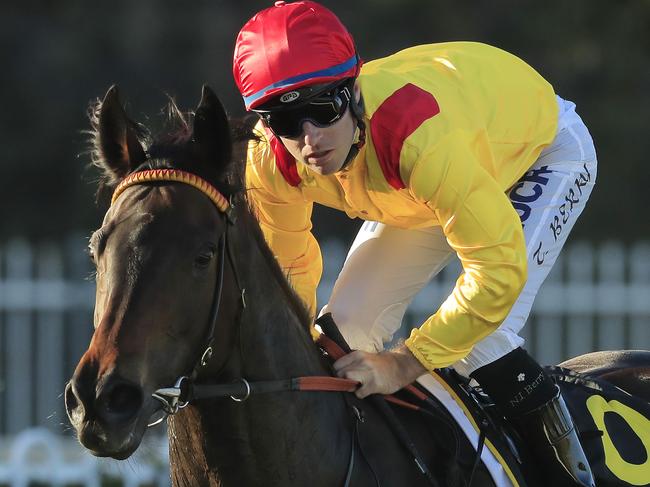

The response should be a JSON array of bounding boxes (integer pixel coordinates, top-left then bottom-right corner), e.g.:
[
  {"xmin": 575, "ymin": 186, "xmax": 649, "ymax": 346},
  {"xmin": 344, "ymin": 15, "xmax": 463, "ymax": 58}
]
[{"xmin": 509, "ymin": 166, "xmax": 553, "ymax": 225}]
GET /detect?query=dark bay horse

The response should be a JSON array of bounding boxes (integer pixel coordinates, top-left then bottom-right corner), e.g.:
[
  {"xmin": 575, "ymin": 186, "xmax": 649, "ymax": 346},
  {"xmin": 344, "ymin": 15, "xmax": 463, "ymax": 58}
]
[{"xmin": 65, "ymin": 86, "xmax": 650, "ymax": 487}]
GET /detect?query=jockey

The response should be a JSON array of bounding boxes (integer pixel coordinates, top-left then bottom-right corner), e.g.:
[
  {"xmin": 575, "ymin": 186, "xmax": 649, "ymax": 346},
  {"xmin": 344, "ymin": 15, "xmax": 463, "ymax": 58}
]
[{"xmin": 233, "ymin": 2, "xmax": 596, "ymax": 485}]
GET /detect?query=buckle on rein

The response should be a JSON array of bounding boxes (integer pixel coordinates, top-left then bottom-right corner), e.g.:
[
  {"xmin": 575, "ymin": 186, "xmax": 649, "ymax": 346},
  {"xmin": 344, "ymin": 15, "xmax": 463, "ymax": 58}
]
[{"xmin": 149, "ymin": 376, "xmax": 191, "ymax": 427}]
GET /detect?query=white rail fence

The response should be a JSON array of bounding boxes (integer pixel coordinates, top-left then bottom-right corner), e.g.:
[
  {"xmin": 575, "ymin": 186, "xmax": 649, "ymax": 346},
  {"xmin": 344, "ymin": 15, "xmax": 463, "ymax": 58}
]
[
  {"xmin": 0, "ymin": 427, "xmax": 169, "ymax": 487},
  {"xmin": 0, "ymin": 237, "xmax": 648, "ymax": 485}
]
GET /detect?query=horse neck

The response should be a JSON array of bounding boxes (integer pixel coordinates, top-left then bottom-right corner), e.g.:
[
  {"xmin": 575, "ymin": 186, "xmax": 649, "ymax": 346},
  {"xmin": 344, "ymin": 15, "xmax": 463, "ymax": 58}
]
[
  {"xmin": 168, "ymin": 208, "xmax": 351, "ymax": 487},
  {"xmin": 229, "ymin": 209, "xmax": 327, "ymax": 379}
]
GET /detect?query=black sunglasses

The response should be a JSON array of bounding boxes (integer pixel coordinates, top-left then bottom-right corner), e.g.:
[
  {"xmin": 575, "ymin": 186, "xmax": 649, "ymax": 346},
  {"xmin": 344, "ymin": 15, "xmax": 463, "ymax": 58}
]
[{"xmin": 255, "ymin": 84, "xmax": 352, "ymax": 138}]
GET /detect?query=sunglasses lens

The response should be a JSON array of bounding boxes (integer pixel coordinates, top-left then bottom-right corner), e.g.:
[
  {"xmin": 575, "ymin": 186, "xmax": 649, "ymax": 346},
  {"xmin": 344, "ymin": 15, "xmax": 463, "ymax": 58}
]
[
  {"xmin": 262, "ymin": 112, "xmax": 303, "ymax": 138},
  {"xmin": 259, "ymin": 86, "xmax": 350, "ymax": 138}
]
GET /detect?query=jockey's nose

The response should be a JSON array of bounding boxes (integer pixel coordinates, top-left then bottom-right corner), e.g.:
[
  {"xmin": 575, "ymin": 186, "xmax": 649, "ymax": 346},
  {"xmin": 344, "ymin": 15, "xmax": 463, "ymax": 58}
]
[{"xmin": 302, "ymin": 120, "xmax": 323, "ymax": 145}]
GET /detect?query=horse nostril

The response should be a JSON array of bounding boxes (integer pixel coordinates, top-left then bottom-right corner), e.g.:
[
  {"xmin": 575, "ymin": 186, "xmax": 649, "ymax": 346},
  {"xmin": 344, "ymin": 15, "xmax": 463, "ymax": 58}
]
[
  {"xmin": 108, "ymin": 383, "xmax": 142, "ymax": 413},
  {"xmin": 65, "ymin": 381, "xmax": 84, "ymax": 423},
  {"xmin": 98, "ymin": 381, "xmax": 143, "ymax": 424}
]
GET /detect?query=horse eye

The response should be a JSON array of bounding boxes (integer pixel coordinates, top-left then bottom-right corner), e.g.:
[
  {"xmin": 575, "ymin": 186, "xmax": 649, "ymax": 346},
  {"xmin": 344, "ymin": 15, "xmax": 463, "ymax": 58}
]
[
  {"xmin": 194, "ymin": 248, "xmax": 216, "ymax": 268},
  {"xmin": 87, "ymin": 246, "xmax": 96, "ymax": 264}
]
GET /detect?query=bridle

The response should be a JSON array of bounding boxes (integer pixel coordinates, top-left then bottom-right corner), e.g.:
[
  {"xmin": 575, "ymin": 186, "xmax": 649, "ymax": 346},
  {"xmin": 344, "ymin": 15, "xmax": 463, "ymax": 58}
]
[
  {"xmin": 110, "ymin": 168, "xmax": 441, "ymax": 487},
  {"xmin": 110, "ymin": 169, "xmax": 359, "ymax": 422}
]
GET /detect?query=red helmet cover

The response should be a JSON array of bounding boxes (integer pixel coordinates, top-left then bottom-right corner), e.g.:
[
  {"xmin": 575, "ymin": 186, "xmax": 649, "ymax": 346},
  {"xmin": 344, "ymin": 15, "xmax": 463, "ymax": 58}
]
[{"xmin": 233, "ymin": 1, "xmax": 360, "ymax": 110}]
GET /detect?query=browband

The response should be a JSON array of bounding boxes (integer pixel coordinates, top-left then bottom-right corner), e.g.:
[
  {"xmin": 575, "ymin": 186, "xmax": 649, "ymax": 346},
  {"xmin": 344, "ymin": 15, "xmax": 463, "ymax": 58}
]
[{"xmin": 111, "ymin": 169, "xmax": 230, "ymax": 214}]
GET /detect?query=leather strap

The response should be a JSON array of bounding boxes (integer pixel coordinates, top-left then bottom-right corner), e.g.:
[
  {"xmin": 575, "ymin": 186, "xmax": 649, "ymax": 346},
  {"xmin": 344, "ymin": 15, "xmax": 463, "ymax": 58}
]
[{"xmin": 189, "ymin": 376, "xmax": 360, "ymax": 401}]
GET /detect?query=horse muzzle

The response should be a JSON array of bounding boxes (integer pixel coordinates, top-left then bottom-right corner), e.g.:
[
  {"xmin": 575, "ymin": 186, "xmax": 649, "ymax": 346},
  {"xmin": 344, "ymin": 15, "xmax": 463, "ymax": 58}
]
[{"xmin": 65, "ymin": 370, "xmax": 148, "ymax": 459}]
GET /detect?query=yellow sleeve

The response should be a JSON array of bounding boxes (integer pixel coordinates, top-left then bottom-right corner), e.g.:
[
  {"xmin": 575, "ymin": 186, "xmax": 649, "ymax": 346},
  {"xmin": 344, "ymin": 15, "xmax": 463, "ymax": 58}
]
[
  {"xmin": 404, "ymin": 132, "xmax": 528, "ymax": 370},
  {"xmin": 245, "ymin": 132, "xmax": 323, "ymax": 318}
]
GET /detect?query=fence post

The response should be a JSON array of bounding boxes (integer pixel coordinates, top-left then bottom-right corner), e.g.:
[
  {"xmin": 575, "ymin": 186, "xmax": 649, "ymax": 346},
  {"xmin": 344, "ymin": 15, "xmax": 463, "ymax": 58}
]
[
  {"xmin": 35, "ymin": 242, "xmax": 65, "ymax": 432},
  {"xmin": 596, "ymin": 242, "xmax": 626, "ymax": 350},
  {"xmin": 3, "ymin": 239, "xmax": 34, "ymax": 434},
  {"xmin": 629, "ymin": 242, "xmax": 650, "ymax": 347},
  {"xmin": 564, "ymin": 241, "xmax": 596, "ymax": 360}
]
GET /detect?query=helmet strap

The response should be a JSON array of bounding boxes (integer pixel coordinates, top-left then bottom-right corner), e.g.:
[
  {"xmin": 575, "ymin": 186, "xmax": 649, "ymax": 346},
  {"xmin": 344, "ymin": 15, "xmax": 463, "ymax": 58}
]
[{"xmin": 339, "ymin": 87, "xmax": 365, "ymax": 170}]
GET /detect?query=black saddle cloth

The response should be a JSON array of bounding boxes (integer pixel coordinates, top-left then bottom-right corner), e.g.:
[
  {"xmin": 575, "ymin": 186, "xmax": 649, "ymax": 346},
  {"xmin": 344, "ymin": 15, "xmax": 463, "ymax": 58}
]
[{"xmin": 434, "ymin": 366, "xmax": 650, "ymax": 487}]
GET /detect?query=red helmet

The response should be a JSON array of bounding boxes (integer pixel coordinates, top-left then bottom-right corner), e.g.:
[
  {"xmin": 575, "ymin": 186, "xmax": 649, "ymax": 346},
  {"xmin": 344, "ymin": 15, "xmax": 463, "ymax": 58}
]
[{"xmin": 233, "ymin": 1, "xmax": 360, "ymax": 110}]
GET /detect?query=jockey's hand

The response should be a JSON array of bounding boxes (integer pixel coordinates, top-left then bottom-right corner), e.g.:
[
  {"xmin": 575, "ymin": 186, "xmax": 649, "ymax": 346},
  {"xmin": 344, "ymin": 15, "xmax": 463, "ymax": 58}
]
[{"xmin": 333, "ymin": 345, "xmax": 427, "ymax": 399}]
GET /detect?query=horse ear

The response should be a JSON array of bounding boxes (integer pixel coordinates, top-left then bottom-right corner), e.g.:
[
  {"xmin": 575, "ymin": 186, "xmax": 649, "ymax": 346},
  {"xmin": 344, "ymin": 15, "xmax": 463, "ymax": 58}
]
[
  {"xmin": 97, "ymin": 85, "xmax": 146, "ymax": 180},
  {"xmin": 193, "ymin": 85, "xmax": 232, "ymax": 166}
]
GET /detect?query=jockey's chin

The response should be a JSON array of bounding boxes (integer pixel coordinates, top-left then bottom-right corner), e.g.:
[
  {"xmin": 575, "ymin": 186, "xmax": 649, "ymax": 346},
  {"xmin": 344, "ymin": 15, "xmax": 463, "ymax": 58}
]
[{"xmin": 302, "ymin": 149, "xmax": 348, "ymax": 176}]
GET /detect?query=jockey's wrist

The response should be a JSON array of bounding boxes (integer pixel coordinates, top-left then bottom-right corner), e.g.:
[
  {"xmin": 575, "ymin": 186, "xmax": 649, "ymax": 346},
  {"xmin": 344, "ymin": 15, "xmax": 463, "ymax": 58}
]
[{"xmin": 391, "ymin": 344, "xmax": 427, "ymax": 380}]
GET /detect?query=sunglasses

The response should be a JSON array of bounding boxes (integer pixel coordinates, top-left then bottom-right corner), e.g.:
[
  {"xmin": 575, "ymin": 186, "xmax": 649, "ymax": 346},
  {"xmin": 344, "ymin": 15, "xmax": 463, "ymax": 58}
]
[{"xmin": 255, "ymin": 84, "xmax": 352, "ymax": 138}]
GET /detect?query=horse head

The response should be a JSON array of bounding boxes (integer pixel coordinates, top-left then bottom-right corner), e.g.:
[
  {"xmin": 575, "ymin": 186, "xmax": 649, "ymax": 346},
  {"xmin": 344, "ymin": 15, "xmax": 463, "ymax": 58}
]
[{"xmin": 65, "ymin": 85, "xmax": 245, "ymax": 459}]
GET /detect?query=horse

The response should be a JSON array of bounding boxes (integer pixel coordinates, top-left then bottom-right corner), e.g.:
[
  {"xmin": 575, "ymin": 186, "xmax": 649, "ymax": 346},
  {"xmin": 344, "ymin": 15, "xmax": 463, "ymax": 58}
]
[{"xmin": 65, "ymin": 85, "xmax": 650, "ymax": 487}]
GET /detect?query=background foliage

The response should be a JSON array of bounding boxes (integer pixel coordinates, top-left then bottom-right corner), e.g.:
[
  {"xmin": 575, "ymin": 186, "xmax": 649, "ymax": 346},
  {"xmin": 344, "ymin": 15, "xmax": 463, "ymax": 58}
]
[{"xmin": 1, "ymin": 0, "xmax": 648, "ymax": 244}]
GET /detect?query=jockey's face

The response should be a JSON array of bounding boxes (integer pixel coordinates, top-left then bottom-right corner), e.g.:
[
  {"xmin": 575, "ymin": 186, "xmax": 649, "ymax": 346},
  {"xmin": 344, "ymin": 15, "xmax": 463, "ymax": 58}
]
[{"xmin": 279, "ymin": 82, "xmax": 360, "ymax": 176}]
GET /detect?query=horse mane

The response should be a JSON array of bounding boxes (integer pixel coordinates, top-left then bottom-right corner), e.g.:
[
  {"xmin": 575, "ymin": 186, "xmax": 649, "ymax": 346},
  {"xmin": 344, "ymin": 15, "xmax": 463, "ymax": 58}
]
[
  {"xmin": 242, "ymin": 198, "xmax": 314, "ymax": 334},
  {"xmin": 86, "ymin": 96, "xmax": 314, "ymax": 335}
]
